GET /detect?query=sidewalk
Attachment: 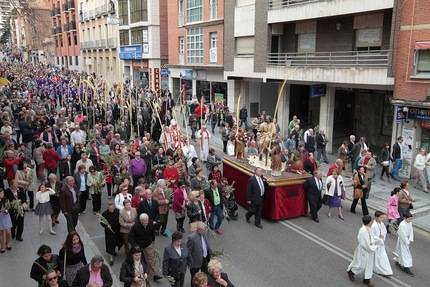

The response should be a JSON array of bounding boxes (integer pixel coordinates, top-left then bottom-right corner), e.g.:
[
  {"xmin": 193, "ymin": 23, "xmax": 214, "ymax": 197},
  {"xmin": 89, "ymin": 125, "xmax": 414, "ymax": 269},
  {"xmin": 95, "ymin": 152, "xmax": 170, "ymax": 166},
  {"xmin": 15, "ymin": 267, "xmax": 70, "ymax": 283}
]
[
  {"xmin": 0, "ymin": 211, "xmax": 121, "ymax": 286},
  {"xmin": 185, "ymin": 122, "xmax": 430, "ymax": 233}
]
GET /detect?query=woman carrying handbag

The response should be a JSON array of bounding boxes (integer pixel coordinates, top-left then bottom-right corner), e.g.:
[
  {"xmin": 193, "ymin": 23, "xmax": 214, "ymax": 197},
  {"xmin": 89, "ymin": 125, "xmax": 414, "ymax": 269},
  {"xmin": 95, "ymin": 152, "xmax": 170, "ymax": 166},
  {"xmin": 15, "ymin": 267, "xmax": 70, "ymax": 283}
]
[{"xmin": 350, "ymin": 166, "xmax": 369, "ymax": 216}]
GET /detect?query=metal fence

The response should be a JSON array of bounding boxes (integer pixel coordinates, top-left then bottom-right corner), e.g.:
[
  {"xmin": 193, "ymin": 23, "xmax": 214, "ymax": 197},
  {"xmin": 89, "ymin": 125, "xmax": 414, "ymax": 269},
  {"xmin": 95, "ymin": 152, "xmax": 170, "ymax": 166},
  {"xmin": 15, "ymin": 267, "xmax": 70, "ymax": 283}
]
[
  {"xmin": 267, "ymin": 50, "xmax": 391, "ymax": 67},
  {"xmin": 268, "ymin": 0, "xmax": 324, "ymax": 10}
]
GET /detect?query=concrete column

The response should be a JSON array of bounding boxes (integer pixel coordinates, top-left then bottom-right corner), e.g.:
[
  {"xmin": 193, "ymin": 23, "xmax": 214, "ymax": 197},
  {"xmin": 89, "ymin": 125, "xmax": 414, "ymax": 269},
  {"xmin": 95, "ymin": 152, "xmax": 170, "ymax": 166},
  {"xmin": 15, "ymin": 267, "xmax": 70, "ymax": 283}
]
[
  {"xmin": 277, "ymin": 84, "xmax": 290, "ymax": 137},
  {"xmin": 319, "ymin": 86, "xmax": 335, "ymax": 153},
  {"xmin": 227, "ymin": 80, "xmax": 235, "ymax": 109},
  {"xmin": 192, "ymin": 79, "xmax": 197, "ymax": 98}
]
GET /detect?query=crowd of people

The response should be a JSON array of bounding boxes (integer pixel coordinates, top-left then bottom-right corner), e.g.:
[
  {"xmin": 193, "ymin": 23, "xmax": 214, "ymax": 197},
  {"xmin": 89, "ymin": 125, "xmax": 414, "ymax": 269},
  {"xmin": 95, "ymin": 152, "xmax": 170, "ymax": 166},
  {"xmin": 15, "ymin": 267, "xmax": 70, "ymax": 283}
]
[{"xmin": 0, "ymin": 57, "xmax": 237, "ymax": 287}]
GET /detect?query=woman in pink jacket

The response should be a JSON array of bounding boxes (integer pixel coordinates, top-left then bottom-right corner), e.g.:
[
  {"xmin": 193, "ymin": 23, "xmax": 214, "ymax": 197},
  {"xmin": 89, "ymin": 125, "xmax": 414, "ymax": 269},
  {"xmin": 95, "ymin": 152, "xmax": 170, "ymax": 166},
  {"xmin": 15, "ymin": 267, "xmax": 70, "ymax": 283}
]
[
  {"xmin": 173, "ymin": 181, "xmax": 189, "ymax": 233},
  {"xmin": 386, "ymin": 187, "xmax": 401, "ymax": 232}
]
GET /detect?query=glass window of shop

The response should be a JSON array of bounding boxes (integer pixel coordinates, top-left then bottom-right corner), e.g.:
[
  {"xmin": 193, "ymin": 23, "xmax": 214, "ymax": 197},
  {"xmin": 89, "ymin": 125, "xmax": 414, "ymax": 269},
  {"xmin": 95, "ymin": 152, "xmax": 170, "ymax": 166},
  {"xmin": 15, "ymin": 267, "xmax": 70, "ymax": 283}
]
[
  {"xmin": 211, "ymin": 82, "xmax": 227, "ymax": 105},
  {"xmin": 120, "ymin": 30, "xmax": 129, "ymax": 46},
  {"xmin": 197, "ymin": 80, "xmax": 210, "ymax": 103},
  {"xmin": 182, "ymin": 79, "xmax": 193, "ymax": 101}
]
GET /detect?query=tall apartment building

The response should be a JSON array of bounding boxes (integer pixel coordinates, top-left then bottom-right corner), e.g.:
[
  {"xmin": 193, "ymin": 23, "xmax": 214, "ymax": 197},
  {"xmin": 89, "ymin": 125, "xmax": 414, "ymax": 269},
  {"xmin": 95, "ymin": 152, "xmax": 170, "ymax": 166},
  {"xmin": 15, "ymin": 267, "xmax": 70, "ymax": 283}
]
[
  {"xmin": 225, "ymin": 0, "xmax": 396, "ymax": 152},
  {"xmin": 117, "ymin": 0, "xmax": 168, "ymax": 90},
  {"xmin": 50, "ymin": 0, "xmax": 80, "ymax": 70},
  {"xmin": 0, "ymin": 0, "xmax": 10, "ymax": 33},
  {"xmin": 167, "ymin": 0, "xmax": 231, "ymax": 106},
  {"xmin": 9, "ymin": 0, "xmax": 53, "ymax": 64},
  {"xmin": 79, "ymin": 0, "xmax": 121, "ymax": 83},
  {"xmin": 391, "ymin": 0, "xmax": 430, "ymax": 178}
]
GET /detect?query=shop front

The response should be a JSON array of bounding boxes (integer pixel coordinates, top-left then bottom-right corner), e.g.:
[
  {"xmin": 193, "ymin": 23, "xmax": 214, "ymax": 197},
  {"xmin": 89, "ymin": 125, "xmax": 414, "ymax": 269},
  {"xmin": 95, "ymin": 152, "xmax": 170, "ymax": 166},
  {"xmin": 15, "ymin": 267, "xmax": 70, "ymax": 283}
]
[{"xmin": 392, "ymin": 101, "xmax": 430, "ymax": 178}]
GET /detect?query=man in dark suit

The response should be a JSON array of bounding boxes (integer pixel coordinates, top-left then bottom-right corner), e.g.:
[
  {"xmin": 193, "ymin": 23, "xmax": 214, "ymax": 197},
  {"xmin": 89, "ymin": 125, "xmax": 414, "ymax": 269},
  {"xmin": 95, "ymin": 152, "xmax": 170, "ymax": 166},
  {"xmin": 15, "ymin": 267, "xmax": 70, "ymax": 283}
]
[
  {"xmin": 391, "ymin": 136, "xmax": 403, "ymax": 180},
  {"xmin": 5, "ymin": 180, "xmax": 27, "ymax": 241},
  {"xmin": 245, "ymin": 168, "xmax": 265, "ymax": 229},
  {"xmin": 59, "ymin": 176, "xmax": 80, "ymax": 232},
  {"xmin": 128, "ymin": 213, "xmax": 163, "ymax": 281},
  {"xmin": 162, "ymin": 231, "xmax": 191, "ymax": 287},
  {"xmin": 304, "ymin": 170, "xmax": 323, "ymax": 222},
  {"xmin": 187, "ymin": 222, "xmax": 211, "ymax": 285},
  {"xmin": 316, "ymin": 129, "xmax": 329, "ymax": 164},
  {"xmin": 59, "ymin": 154, "xmax": 74, "ymax": 180},
  {"xmin": 137, "ymin": 189, "xmax": 160, "ymax": 227},
  {"xmin": 73, "ymin": 164, "xmax": 89, "ymax": 213}
]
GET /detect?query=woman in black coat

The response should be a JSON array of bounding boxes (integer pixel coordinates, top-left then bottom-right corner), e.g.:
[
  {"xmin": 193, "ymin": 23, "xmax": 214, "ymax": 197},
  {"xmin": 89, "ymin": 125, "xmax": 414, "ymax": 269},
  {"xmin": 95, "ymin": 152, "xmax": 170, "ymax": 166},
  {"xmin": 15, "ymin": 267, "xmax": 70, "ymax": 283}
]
[
  {"xmin": 100, "ymin": 200, "xmax": 122, "ymax": 266},
  {"xmin": 30, "ymin": 245, "xmax": 61, "ymax": 287},
  {"xmin": 207, "ymin": 259, "xmax": 235, "ymax": 287},
  {"xmin": 120, "ymin": 246, "xmax": 148, "ymax": 287},
  {"xmin": 162, "ymin": 231, "xmax": 191, "ymax": 287}
]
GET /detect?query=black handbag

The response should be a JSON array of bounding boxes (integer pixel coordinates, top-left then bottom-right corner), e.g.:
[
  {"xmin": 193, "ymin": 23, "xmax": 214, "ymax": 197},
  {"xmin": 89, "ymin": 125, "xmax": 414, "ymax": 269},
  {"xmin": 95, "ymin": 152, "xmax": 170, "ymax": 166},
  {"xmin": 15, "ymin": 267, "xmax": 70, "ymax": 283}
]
[
  {"xmin": 322, "ymin": 194, "xmax": 329, "ymax": 205},
  {"xmin": 409, "ymin": 203, "xmax": 414, "ymax": 210}
]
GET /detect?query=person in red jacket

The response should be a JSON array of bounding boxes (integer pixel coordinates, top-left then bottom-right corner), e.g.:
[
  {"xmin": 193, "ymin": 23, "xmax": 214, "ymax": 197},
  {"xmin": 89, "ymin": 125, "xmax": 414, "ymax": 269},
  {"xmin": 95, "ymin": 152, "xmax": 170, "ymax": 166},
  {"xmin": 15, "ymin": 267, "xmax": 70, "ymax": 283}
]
[
  {"xmin": 163, "ymin": 159, "xmax": 179, "ymax": 188},
  {"xmin": 131, "ymin": 186, "xmax": 146, "ymax": 208},
  {"xmin": 3, "ymin": 150, "xmax": 22, "ymax": 184},
  {"xmin": 43, "ymin": 143, "xmax": 61, "ymax": 175},
  {"xmin": 194, "ymin": 102, "xmax": 207, "ymax": 130}
]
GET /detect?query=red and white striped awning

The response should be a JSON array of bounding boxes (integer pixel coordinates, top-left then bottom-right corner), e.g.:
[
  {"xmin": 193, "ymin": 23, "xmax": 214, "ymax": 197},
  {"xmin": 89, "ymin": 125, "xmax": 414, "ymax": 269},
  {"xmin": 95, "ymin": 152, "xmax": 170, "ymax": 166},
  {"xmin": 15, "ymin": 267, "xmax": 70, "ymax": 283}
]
[{"xmin": 415, "ymin": 41, "xmax": 430, "ymax": 49}]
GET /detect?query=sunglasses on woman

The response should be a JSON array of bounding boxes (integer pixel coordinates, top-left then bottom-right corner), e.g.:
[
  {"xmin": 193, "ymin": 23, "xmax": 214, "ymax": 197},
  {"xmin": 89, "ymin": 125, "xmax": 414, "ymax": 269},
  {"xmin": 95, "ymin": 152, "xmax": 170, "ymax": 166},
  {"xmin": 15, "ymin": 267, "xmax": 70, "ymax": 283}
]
[{"xmin": 47, "ymin": 276, "xmax": 58, "ymax": 281}]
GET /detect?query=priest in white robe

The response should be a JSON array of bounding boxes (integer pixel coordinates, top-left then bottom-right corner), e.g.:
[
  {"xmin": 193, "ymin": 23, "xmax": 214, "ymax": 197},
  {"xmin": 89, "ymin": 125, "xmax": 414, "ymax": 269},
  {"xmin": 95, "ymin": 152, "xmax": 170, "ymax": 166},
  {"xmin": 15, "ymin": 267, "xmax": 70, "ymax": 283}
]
[
  {"xmin": 196, "ymin": 125, "xmax": 211, "ymax": 161},
  {"xmin": 370, "ymin": 211, "xmax": 393, "ymax": 276},
  {"xmin": 394, "ymin": 212, "xmax": 414, "ymax": 276},
  {"xmin": 182, "ymin": 138, "xmax": 198, "ymax": 167},
  {"xmin": 347, "ymin": 215, "xmax": 381, "ymax": 287}
]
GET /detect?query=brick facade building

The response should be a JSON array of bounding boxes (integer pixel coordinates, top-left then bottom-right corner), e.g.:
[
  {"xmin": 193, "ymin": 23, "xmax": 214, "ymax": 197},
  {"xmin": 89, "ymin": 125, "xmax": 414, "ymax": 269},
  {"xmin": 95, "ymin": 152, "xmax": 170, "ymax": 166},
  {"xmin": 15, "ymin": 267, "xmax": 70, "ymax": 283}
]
[{"xmin": 391, "ymin": 0, "xmax": 430, "ymax": 178}]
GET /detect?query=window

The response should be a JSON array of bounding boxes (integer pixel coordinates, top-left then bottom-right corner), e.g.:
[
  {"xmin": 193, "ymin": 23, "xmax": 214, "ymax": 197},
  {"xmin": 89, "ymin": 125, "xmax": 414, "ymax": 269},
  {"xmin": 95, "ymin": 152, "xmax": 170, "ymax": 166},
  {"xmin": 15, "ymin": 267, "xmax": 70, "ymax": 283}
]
[
  {"xmin": 69, "ymin": 56, "xmax": 73, "ymax": 66},
  {"xmin": 186, "ymin": 0, "xmax": 202, "ymax": 23},
  {"xmin": 187, "ymin": 28, "xmax": 203, "ymax": 64},
  {"xmin": 130, "ymin": 0, "xmax": 148, "ymax": 23},
  {"xmin": 179, "ymin": 37, "xmax": 185, "ymax": 54},
  {"xmin": 297, "ymin": 33, "xmax": 316, "ymax": 53},
  {"xmin": 236, "ymin": 0, "xmax": 255, "ymax": 7},
  {"xmin": 179, "ymin": 36, "xmax": 185, "ymax": 64},
  {"xmin": 415, "ymin": 49, "xmax": 430, "ymax": 76},
  {"xmin": 131, "ymin": 28, "xmax": 147, "ymax": 44},
  {"xmin": 210, "ymin": 0, "xmax": 217, "ymax": 19},
  {"xmin": 178, "ymin": 0, "xmax": 183, "ymax": 26},
  {"xmin": 120, "ymin": 30, "xmax": 129, "ymax": 46},
  {"xmin": 118, "ymin": 0, "xmax": 128, "ymax": 25},
  {"xmin": 75, "ymin": 56, "xmax": 79, "ymax": 66},
  {"xmin": 210, "ymin": 32, "xmax": 217, "ymax": 63},
  {"xmin": 235, "ymin": 36, "xmax": 254, "ymax": 55},
  {"xmin": 355, "ymin": 28, "xmax": 382, "ymax": 50},
  {"xmin": 68, "ymin": 34, "xmax": 71, "ymax": 46},
  {"xmin": 74, "ymin": 33, "xmax": 78, "ymax": 45}
]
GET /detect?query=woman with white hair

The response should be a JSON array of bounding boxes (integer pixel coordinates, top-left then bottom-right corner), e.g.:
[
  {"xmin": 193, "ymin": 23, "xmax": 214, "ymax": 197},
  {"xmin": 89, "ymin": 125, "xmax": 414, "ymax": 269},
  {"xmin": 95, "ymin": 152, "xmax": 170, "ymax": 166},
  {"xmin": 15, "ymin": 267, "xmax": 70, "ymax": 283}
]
[{"xmin": 207, "ymin": 259, "xmax": 235, "ymax": 287}]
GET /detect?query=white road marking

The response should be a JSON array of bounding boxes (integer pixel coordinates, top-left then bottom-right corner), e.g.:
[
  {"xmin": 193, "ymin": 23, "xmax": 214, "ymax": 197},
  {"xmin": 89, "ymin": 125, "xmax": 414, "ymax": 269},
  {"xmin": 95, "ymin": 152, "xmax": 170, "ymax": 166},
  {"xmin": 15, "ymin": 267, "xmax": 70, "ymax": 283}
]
[{"xmin": 280, "ymin": 220, "xmax": 411, "ymax": 287}]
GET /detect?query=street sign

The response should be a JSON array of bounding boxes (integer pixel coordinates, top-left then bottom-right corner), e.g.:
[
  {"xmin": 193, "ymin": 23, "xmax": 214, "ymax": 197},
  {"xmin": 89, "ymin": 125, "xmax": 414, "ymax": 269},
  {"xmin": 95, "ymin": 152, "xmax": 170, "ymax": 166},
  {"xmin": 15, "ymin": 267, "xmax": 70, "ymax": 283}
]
[{"xmin": 160, "ymin": 68, "xmax": 170, "ymax": 77}]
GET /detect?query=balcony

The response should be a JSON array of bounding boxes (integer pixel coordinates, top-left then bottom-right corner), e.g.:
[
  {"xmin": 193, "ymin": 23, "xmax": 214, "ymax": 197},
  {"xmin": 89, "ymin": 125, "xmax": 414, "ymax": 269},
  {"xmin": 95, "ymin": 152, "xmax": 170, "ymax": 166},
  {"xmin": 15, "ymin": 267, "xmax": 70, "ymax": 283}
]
[
  {"xmin": 52, "ymin": 27, "xmax": 62, "ymax": 35},
  {"xmin": 69, "ymin": 21, "xmax": 76, "ymax": 30},
  {"xmin": 52, "ymin": 7, "xmax": 61, "ymax": 17},
  {"xmin": 267, "ymin": 0, "xmax": 394, "ymax": 23},
  {"xmin": 95, "ymin": 4, "xmax": 115, "ymax": 18},
  {"xmin": 265, "ymin": 50, "xmax": 394, "ymax": 86},
  {"xmin": 67, "ymin": 0, "xmax": 75, "ymax": 10}
]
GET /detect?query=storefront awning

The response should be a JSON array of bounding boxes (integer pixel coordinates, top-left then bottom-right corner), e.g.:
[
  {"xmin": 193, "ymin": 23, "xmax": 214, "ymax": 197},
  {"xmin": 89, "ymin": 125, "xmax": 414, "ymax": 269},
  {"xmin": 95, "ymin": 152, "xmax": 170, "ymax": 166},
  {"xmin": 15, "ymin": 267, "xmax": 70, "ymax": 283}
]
[{"xmin": 415, "ymin": 41, "xmax": 430, "ymax": 49}]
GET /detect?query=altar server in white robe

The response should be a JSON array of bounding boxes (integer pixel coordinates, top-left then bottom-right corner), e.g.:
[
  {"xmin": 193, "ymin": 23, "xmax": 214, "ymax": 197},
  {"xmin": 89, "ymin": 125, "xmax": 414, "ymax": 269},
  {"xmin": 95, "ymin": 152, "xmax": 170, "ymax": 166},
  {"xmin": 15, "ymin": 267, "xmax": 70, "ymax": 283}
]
[
  {"xmin": 394, "ymin": 212, "xmax": 414, "ymax": 276},
  {"xmin": 347, "ymin": 215, "xmax": 381, "ymax": 287},
  {"xmin": 196, "ymin": 125, "xmax": 211, "ymax": 161},
  {"xmin": 371, "ymin": 211, "xmax": 393, "ymax": 276}
]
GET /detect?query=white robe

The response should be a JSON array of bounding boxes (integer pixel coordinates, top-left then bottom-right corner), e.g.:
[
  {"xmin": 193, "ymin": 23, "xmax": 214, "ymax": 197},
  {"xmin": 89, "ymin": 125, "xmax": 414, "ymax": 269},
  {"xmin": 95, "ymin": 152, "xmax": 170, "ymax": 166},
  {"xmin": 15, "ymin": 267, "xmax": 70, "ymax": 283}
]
[
  {"xmin": 370, "ymin": 221, "xmax": 393, "ymax": 275},
  {"xmin": 394, "ymin": 220, "xmax": 414, "ymax": 268},
  {"xmin": 182, "ymin": 144, "xmax": 198, "ymax": 167},
  {"xmin": 347, "ymin": 225, "xmax": 379, "ymax": 279},
  {"xmin": 196, "ymin": 129, "xmax": 211, "ymax": 161}
]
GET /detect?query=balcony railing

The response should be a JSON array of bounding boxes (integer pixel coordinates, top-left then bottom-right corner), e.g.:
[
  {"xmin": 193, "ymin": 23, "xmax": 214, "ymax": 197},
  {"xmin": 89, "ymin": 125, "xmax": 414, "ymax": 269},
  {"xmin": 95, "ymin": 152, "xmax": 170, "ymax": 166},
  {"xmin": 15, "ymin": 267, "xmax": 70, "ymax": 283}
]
[
  {"xmin": 95, "ymin": 4, "xmax": 115, "ymax": 18},
  {"xmin": 268, "ymin": 0, "xmax": 324, "ymax": 10},
  {"xmin": 81, "ymin": 39, "xmax": 116, "ymax": 50},
  {"xmin": 267, "ymin": 50, "xmax": 390, "ymax": 68},
  {"xmin": 52, "ymin": 7, "xmax": 61, "ymax": 16}
]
